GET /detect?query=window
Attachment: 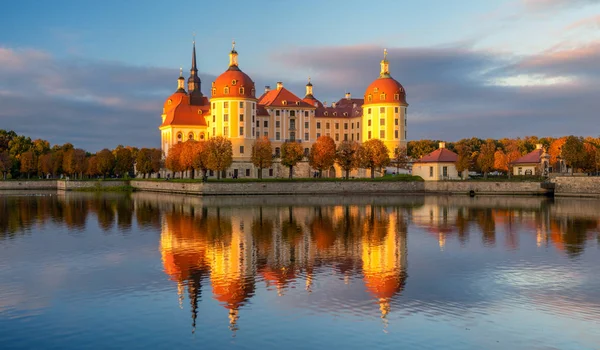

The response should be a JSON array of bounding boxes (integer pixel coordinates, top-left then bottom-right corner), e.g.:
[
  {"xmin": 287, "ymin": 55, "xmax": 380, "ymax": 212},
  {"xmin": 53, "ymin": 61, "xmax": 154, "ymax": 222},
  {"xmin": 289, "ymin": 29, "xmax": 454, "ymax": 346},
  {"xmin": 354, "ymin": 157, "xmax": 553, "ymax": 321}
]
[
  {"xmin": 368, "ymin": 108, "xmax": 372, "ymax": 114},
  {"xmin": 394, "ymin": 94, "xmax": 399, "ymax": 101},
  {"xmin": 276, "ymin": 110, "xmax": 280, "ymax": 116},
  {"xmin": 290, "ymin": 132, "xmax": 296, "ymax": 141},
  {"xmin": 239, "ymin": 87, "xmax": 245, "ymax": 94},
  {"xmin": 304, "ymin": 133, "xmax": 309, "ymax": 141},
  {"xmin": 443, "ymin": 166, "xmax": 448, "ymax": 178},
  {"xmin": 344, "ymin": 123, "xmax": 348, "ymax": 130},
  {"xmin": 518, "ymin": 167, "xmax": 523, "ymax": 175},
  {"xmin": 335, "ymin": 134, "xmax": 339, "ymax": 141},
  {"xmin": 351, "ymin": 122, "xmax": 354, "ymax": 129},
  {"xmin": 256, "ymin": 131, "xmax": 260, "ymax": 137},
  {"xmin": 276, "ymin": 132, "xmax": 280, "ymax": 140},
  {"xmin": 317, "ymin": 122, "xmax": 321, "ymax": 129},
  {"xmin": 224, "ymin": 102, "xmax": 229, "ymax": 108},
  {"xmin": 304, "ymin": 122, "xmax": 309, "ymax": 129},
  {"xmin": 239, "ymin": 127, "xmax": 244, "ymax": 136},
  {"xmin": 239, "ymin": 146, "xmax": 244, "ymax": 154},
  {"xmin": 200, "ymin": 133, "xmax": 205, "ymax": 140},
  {"xmin": 212, "ymin": 88, "xmax": 216, "ymax": 95},
  {"xmin": 368, "ymin": 131, "xmax": 372, "ymax": 139},
  {"xmin": 380, "ymin": 119, "xmax": 385, "ymax": 126},
  {"xmin": 224, "ymin": 114, "xmax": 229, "ymax": 122},
  {"xmin": 380, "ymin": 130, "xmax": 385, "ymax": 138},
  {"xmin": 246, "ymin": 169, "xmax": 250, "ymax": 176},
  {"xmin": 405, "ymin": 118, "xmax": 407, "ymax": 126},
  {"xmin": 395, "ymin": 107, "xmax": 399, "ymax": 113},
  {"xmin": 316, "ymin": 132, "xmax": 321, "ymax": 138},
  {"xmin": 395, "ymin": 130, "xmax": 399, "ymax": 139},
  {"xmin": 224, "ymin": 87, "xmax": 229, "ymax": 94},
  {"xmin": 304, "ymin": 111, "xmax": 309, "ymax": 117},
  {"xmin": 405, "ymin": 130, "xmax": 407, "ymax": 139},
  {"xmin": 239, "ymin": 114, "xmax": 244, "ymax": 122},
  {"xmin": 430, "ymin": 167, "xmax": 434, "ymax": 177},
  {"xmin": 368, "ymin": 120, "xmax": 372, "ymax": 127},
  {"xmin": 269, "ymin": 169, "xmax": 274, "ymax": 176},
  {"xmin": 344, "ymin": 134, "xmax": 348, "ymax": 141},
  {"xmin": 374, "ymin": 87, "xmax": 378, "ymax": 93},
  {"xmin": 380, "ymin": 93, "xmax": 385, "ymax": 100},
  {"xmin": 213, "ymin": 127, "xmax": 215, "ymax": 136},
  {"xmin": 367, "ymin": 95, "xmax": 372, "ymax": 102},
  {"xmin": 335, "ymin": 123, "xmax": 339, "ymax": 129},
  {"xmin": 357, "ymin": 133, "xmax": 359, "ymax": 140},
  {"xmin": 290, "ymin": 111, "xmax": 296, "ymax": 117},
  {"xmin": 239, "ymin": 101, "xmax": 244, "ymax": 108},
  {"xmin": 188, "ymin": 132, "xmax": 194, "ymax": 140},
  {"xmin": 395, "ymin": 118, "xmax": 399, "ymax": 126},
  {"xmin": 357, "ymin": 122, "xmax": 360, "ymax": 128},
  {"xmin": 324, "ymin": 112, "xmax": 328, "ymax": 116},
  {"xmin": 380, "ymin": 107, "xmax": 385, "ymax": 113},
  {"xmin": 276, "ymin": 121, "xmax": 280, "ymax": 128},
  {"xmin": 525, "ymin": 169, "xmax": 533, "ymax": 176},
  {"xmin": 177, "ymin": 132, "xmax": 182, "ymax": 140},
  {"xmin": 256, "ymin": 121, "xmax": 260, "ymax": 127},
  {"xmin": 232, "ymin": 80, "xmax": 237, "ymax": 86},
  {"xmin": 326, "ymin": 123, "xmax": 330, "ymax": 129},
  {"xmin": 213, "ymin": 115, "xmax": 216, "ymax": 122},
  {"xmin": 264, "ymin": 132, "xmax": 268, "ymax": 137},
  {"xmin": 252, "ymin": 115, "xmax": 255, "ymax": 122},
  {"xmin": 212, "ymin": 103, "xmax": 215, "ymax": 109},
  {"xmin": 264, "ymin": 121, "xmax": 268, "ymax": 127},
  {"xmin": 223, "ymin": 127, "xmax": 229, "ymax": 135},
  {"xmin": 209, "ymin": 170, "xmax": 214, "ymax": 176},
  {"xmin": 351, "ymin": 134, "xmax": 354, "ymax": 141}
]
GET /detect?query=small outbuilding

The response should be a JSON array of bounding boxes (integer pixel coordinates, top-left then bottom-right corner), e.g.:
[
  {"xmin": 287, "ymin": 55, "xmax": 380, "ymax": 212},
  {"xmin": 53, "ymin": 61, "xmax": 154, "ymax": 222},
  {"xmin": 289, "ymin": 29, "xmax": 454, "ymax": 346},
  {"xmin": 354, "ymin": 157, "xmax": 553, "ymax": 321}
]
[
  {"xmin": 412, "ymin": 142, "xmax": 467, "ymax": 181},
  {"xmin": 512, "ymin": 144, "xmax": 550, "ymax": 176}
]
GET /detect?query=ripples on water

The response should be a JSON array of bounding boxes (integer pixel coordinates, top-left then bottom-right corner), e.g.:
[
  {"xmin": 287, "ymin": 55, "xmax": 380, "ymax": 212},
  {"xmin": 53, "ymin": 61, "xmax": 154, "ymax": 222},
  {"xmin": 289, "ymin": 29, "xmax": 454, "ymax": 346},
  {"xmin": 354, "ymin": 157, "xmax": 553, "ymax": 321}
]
[{"xmin": 0, "ymin": 192, "xmax": 599, "ymax": 349}]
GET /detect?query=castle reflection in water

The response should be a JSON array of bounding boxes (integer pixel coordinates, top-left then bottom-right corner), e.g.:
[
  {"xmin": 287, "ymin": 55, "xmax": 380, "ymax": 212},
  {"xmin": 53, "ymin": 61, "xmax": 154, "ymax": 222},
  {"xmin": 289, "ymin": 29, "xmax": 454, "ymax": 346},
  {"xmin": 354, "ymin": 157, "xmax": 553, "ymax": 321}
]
[{"xmin": 1, "ymin": 192, "xmax": 599, "ymax": 332}]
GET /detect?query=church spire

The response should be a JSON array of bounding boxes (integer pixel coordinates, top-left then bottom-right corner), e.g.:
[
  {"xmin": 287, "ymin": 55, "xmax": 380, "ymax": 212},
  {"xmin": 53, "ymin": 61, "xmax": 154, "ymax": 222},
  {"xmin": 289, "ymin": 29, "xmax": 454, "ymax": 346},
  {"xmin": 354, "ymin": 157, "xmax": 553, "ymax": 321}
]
[
  {"xmin": 176, "ymin": 67, "xmax": 186, "ymax": 93},
  {"xmin": 188, "ymin": 35, "xmax": 203, "ymax": 105},
  {"xmin": 380, "ymin": 48, "xmax": 390, "ymax": 78}
]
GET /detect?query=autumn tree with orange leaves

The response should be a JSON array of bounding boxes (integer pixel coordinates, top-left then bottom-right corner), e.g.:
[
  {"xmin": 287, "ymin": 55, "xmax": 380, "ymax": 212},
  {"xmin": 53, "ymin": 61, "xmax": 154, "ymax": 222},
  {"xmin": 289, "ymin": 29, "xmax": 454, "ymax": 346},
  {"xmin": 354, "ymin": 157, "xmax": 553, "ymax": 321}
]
[
  {"xmin": 180, "ymin": 140, "xmax": 197, "ymax": 179},
  {"xmin": 336, "ymin": 140, "xmax": 360, "ymax": 179},
  {"xmin": 281, "ymin": 141, "xmax": 304, "ymax": 179},
  {"xmin": 309, "ymin": 136, "xmax": 336, "ymax": 177},
  {"xmin": 477, "ymin": 139, "xmax": 496, "ymax": 178},
  {"xmin": 165, "ymin": 142, "xmax": 185, "ymax": 178},
  {"xmin": 251, "ymin": 136, "xmax": 273, "ymax": 179}
]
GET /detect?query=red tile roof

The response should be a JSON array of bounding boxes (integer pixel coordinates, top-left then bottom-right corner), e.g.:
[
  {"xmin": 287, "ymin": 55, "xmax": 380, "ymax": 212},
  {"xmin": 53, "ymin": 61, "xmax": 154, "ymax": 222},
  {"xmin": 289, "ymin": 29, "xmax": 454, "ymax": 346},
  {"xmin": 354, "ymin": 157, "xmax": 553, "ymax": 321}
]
[
  {"xmin": 364, "ymin": 77, "xmax": 407, "ymax": 106},
  {"xmin": 416, "ymin": 148, "xmax": 458, "ymax": 163},
  {"xmin": 258, "ymin": 86, "xmax": 315, "ymax": 108},
  {"xmin": 512, "ymin": 149, "xmax": 542, "ymax": 164},
  {"xmin": 256, "ymin": 104, "xmax": 269, "ymax": 116},
  {"xmin": 314, "ymin": 97, "xmax": 363, "ymax": 118},
  {"xmin": 160, "ymin": 92, "xmax": 209, "ymax": 127}
]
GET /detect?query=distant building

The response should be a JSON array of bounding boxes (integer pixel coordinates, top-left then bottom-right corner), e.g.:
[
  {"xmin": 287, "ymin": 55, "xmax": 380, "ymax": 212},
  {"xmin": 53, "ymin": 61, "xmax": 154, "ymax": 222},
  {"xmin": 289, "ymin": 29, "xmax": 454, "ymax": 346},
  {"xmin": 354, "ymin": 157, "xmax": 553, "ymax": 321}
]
[
  {"xmin": 512, "ymin": 144, "xmax": 550, "ymax": 176},
  {"xmin": 412, "ymin": 142, "xmax": 467, "ymax": 181},
  {"xmin": 159, "ymin": 42, "xmax": 408, "ymax": 178}
]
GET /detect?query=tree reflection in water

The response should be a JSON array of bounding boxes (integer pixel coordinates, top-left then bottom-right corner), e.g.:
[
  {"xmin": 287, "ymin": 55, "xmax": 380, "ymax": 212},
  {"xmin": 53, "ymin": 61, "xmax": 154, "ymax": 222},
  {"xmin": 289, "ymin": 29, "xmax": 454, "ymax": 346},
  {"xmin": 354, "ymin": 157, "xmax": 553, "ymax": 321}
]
[{"xmin": 1, "ymin": 192, "xmax": 600, "ymax": 333}]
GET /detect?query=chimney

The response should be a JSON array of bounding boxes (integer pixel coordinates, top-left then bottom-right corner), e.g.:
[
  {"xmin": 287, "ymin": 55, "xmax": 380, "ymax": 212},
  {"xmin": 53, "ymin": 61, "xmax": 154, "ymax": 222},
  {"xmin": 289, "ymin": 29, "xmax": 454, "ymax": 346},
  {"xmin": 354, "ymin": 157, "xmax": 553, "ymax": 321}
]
[
  {"xmin": 276, "ymin": 81, "xmax": 283, "ymax": 90},
  {"xmin": 345, "ymin": 92, "xmax": 351, "ymax": 100},
  {"xmin": 536, "ymin": 144, "xmax": 543, "ymax": 150},
  {"xmin": 439, "ymin": 142, "xmax": 446, "ymax": 149},
  {"xmin": 265, "ymin": 85, "xmax": 271, "ymax": 93},
  {"xmin": 323, "ymin": 101, "xmax": 327, "ymax": 107},
  {"xmin": 353, "ymin": 103, "xmax": 357, "ymax": 108},
  {"xmin": 332, "ymin": 102, "xmax": 337, "ymax": 108}
]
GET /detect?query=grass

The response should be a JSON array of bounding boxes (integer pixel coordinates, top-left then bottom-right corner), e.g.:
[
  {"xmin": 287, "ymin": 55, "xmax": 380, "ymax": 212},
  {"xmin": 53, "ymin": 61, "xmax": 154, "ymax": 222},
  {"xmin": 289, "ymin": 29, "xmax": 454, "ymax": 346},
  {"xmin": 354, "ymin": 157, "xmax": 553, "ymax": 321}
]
[{"xmin": 135, "ymin": 174, "xmax": 424, "ymax": 183}]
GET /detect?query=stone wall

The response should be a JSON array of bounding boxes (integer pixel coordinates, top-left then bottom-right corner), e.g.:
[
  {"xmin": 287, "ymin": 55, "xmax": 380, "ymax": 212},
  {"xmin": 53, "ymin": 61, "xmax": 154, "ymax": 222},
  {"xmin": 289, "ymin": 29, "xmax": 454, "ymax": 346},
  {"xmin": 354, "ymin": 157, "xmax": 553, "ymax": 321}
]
[
  {"xmin": 0, "ymin": 181, "xmax": 57, "ymax": 190},
  {"xmin": 57, "ymin": 180, "xmax": 128, "ymax": 191},
  {"xmin": 131, "ymin": 180, "xmax": 549, "ymax": 196},
  {"xmin": 551, "ymin": 176, "xmax": 600, "ymax": 197}
]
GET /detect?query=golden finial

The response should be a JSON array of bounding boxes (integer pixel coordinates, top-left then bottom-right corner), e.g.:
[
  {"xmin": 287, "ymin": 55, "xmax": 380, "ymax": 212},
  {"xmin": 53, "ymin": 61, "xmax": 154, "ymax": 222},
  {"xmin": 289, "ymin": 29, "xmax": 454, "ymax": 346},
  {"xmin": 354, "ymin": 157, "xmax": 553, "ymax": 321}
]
[
  {"xmin": 179, "ymin": 67, "xmax": 183, "ymax": 77},
  {"xmin": 232, "ymin": 39, "xmax": 236, "ymax": 50},
  {"xmin": 383, "ymin": 48, "xmax": 388, "ymax": 61}
]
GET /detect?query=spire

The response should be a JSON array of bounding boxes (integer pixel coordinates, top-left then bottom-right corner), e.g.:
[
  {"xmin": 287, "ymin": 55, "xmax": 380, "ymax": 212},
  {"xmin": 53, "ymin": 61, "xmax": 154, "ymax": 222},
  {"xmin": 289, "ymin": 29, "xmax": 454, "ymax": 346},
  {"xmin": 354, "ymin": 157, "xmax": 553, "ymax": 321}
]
[
  {"xmin": 228, "ymin": 39, "xmax": 239, "ymax": 69},
  {"xmin": 188, "ymin": 34, "xmax": 203, "ymax": 105},
  {"xmin": 305, "ymin": 76, "xmax": 313, "ymax": 97},
  {"xmin": 380, "ymin": 48, "xmax": 390, "ymax": 78}
]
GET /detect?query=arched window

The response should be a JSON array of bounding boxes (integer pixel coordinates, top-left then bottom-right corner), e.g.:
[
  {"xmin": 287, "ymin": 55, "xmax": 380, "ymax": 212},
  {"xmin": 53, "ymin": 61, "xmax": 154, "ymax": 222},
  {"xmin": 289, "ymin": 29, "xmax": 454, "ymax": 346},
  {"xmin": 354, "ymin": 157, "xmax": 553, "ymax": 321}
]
[
  {"xmin": 367, "ymin": 95, "xmax": 372, "ymax": 102},
  {"xmin": 374, "ymin": 87, "xmax": 379, "ymax": 93},
  {"xmin": 239, "ymin": 87, "xmax": 245, "ymax": 94},
  {"xmin": 232, "ymin": 79, "xmax": 237, "ymax": 85},
  {"xmin": 224, "ymin": 87, "xmax": 229, "ymax": 94},
  {"xmin": 380, "ymin": 93, "xmax": 386, "ymax": 100},
  {"xmin": 188, "ymin": 132, "xmax": 194, "ymax": 140},
  {"xmin": 394, "ymin": 93, "xmax": 400, "ymax": 100},
  {"xmin": 200, "ymin": 133, "xmax": 205, "ymax": 140},
  {"xmin": 212, "ymin": 88, "xmax": 216, "ymax": 95},
  {"xmin": 177, "ymin": 132, "xmax": 183, "ymax": 140}
]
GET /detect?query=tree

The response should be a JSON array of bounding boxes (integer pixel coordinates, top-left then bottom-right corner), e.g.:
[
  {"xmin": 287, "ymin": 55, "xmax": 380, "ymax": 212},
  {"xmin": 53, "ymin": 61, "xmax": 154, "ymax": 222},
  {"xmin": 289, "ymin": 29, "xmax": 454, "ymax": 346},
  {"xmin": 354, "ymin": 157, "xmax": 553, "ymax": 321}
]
[
  {"xmin": 32, "ymin": 139, "xmax": 50, "ymax": 157},
  {"xmin": 280, "ymin": 141, "xmax": 304, "ymax": 179},
  {"xmin": 561, "ymin": 136, "xmax": 587, "ymax": 172},
  {"xmin": 503, "ymin": 140, "xmax": 522, "ymax": 177},
  {"xmin": 251, "ymin": 136, "xmax": 273, "ymax": 179},
  {"xmin": 38, "ymin": 153, "xmax": 53, "ymax": 178},
  {"xmin": 206, "ymin": 136, "xmax": 233, "ymax": 179},
  {"xmin": 63, "ymin": 149, "xmax": 87, "ymax": 178},
  {"xmin": 192, "ymin": 142, "xmax": 209, "ymax": 180},
  {"xmin": 0, "ymin": 151, "xmax": 12, "ymax": 180},
  {"xmin": 20, "ymin": 151, "xmax": 36, "ymax": 178},
  {"xmin": 136, "ymin": 148, "xmax": 152, "ymax": 178},
  {"xmin": 114, "ymin": 147, "xmax": 134, "ymax": 178},
  {"xmin": 407, "ymin": 139, "xmax": 437, "ymax": 160},
  {"xmin": 494, "ymin": 149, "xmax": 508, "ymax": 174},
  {"xmin": 51, "ymin": 151, "xmax": 64, "ymax": 178},
  {"xmin": 548, "ymin": 137, "xmax": 567, "ymax": 171},
  {"xmin": 308, "ymin": 136, "xmax": 336, "ymax": 177},
  {"xmin": 477, "ymin": 139, "xmax": 496, "ymax": 178},
  {"xmin": 180, "ymin": 140, "xmax": 197, "ymax": 179},
  {"xmin": 336, "ymin": 141, "xmax": 360, "ymax": 180},
  {"xmin": 0, "ymin": 130, "xmax": 17, "ymax": 151},
  {"xmin": 454, "ymin": 143, "xmax": 471, "ymax": 179},
  {"xmin": 358, "ymin": 139, "xmax": 390, "ymax": 179},
  {"xmin": 391, "ymin": 146, "xmax": 409, "ymax": 174},
  {"xmin": 86, "ymin": 156, "xmax": 99, "ymax": 178},
  {"xmin": 165, "ymin": 143, "xmax": 184, "ymax": 178},
  {"xmin": 96, "ymin": 149, "xmax": 115, "ymax": 179},
  {"xmin": 150, "ymin": 148, "xmax": 163, "ymax": 177}
]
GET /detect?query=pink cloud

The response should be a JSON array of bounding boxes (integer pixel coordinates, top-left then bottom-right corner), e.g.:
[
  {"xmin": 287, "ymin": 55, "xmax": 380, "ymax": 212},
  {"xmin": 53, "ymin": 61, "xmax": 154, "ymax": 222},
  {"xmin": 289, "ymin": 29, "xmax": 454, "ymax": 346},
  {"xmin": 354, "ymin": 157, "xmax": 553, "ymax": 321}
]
[
  {"xmin": 522, "ymin": 0, "xmax": 600, "ymax": 11},
  {"xmin": 565, "ymin": 14, "xmax": 600, "ymax": 30}
]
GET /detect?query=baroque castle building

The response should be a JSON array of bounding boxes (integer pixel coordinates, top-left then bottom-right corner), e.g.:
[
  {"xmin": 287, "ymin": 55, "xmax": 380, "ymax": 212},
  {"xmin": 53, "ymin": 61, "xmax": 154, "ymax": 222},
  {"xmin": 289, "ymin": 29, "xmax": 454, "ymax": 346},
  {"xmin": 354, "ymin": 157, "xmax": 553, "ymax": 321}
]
[{"xmin": 159, "ymin": 41, "xmax": 408, "ymax": 178}]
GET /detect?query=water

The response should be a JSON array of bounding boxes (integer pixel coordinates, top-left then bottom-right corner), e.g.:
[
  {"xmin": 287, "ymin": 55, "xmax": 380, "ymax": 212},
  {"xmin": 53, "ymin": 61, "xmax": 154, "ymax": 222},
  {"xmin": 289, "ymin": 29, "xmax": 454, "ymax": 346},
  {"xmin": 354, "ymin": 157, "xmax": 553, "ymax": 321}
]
[{"xmin": 1, "ymin": 192, "xmax": 599, "ymax": 350}]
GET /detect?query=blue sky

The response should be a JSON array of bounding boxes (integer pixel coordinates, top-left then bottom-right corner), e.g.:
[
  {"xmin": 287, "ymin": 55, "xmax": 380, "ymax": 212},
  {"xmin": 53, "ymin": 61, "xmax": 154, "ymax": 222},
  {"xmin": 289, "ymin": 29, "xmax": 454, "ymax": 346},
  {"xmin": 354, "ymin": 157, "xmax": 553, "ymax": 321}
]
[{"xmin": 1, "ymin": 0, "xmax": 599, "ymax": 151}]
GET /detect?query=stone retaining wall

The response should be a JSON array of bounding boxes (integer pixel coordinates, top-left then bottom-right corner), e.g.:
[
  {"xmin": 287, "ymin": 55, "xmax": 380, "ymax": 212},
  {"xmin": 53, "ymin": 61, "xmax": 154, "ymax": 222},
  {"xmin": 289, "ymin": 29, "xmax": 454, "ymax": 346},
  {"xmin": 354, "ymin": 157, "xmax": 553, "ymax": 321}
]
[
  {"xmin": 0, "ymin": 181, "xmax": 57, "ymax": 190},
  {"xmin": 551, "ymin": 176, "xmax": 600, "ymax": 197},
  {"xmin": 57, "ymin": 180, "xmax": 128, "ymax": 191},
  {"xmin": 130, "ymin": 180, "xmax": 549, "ymax": 196}
]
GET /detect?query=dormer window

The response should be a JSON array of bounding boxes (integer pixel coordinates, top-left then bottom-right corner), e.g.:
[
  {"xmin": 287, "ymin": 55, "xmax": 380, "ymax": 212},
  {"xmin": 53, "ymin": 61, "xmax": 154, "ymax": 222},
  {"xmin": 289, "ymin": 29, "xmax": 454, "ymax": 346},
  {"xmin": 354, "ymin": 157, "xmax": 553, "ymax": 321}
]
[
  {"xmin": 251, "ymin": 88, "xmax": 255, "ymax": 96},
  {"xmin": 394, "ymin": 94, "xmax": 400, "ymax": 100},
  {"xmin": 324, "ymin": 112, "xmax": 328, "ymax": 116},
  {"xmin": 197, "ymin": 110, "xmax": 202, "ymax": 114},
  {"xmin": 333, "ymin": 112, "xmax": 337, "ymax": 116},
  {"xmin": 374, "ymin": 87, "xmax": 379, "ymax": 93},
  {"xmin": 367, "ymin": 95, "xmax": 372, "ymax": 102},
  {"xmin": 380, "ymin": 93, "xmax": 386, "ymax": 100},
  {"xmin": 224, "ymin": 87, "xmax": 229, "ymax": 94},
  {"xmin": 168, "ymin": 99, "xmax": 172, "ymax": 105},
  {"xmin": 239, "ymin": 87, "xmax": 245, "ymax": 94},
  {"xmin": 343, "ymin": 112, "xmax": 348, "ymax": 116},
  {"xmin": 232, "ymin": 79, "xmax": 237, "ymax": 85},
  {"xmin": 212, "ymin": 88, "xmax": 216, "ymax": 95},
  {"xmin": 282, "ymin": 100, "xmax": 287, "ymax": 105}
]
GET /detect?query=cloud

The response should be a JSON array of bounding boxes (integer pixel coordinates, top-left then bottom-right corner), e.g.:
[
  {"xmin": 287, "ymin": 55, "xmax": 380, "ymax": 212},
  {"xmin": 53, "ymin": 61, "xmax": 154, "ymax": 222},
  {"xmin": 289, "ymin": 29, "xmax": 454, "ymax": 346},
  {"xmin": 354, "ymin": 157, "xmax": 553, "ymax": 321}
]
[
  {"xmin": 565, "ymin": 14, "xmax": 600, "ymax": 30},
  {"xmin": 269, "ymin": 42, "xmax": 600, "ymax": 140},
  {"xmin": 0, "ymin": 47, "xmax": 216, "ymax": 152},
  {"xmin": 522, "ymin": 0, "xmax": 600, "ymax": 11}
]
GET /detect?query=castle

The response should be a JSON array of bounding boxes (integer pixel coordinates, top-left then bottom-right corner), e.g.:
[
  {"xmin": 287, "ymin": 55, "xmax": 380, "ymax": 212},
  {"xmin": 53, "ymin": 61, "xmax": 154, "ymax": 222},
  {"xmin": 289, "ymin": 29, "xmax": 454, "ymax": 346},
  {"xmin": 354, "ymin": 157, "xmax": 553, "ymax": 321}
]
[{"xmin": 159, "ymin": 41, "xmax": 408, "ymax": 178}]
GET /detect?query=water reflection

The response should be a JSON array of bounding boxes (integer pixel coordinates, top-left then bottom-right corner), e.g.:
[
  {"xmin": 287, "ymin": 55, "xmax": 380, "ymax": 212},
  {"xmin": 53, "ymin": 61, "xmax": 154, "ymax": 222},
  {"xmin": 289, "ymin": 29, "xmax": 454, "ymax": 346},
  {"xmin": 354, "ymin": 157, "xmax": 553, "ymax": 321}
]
[{"xmin": 1, "ymin": 192, "xmax": 600, "ymax": 341}]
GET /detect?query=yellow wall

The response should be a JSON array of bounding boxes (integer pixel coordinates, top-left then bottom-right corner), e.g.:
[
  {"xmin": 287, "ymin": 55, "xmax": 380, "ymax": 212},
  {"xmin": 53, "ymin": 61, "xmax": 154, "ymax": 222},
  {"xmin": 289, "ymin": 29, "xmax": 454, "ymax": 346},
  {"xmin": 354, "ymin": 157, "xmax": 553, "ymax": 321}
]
[
  {"xmin": 412, "ymin": 162, "xmax": 466, "ymax": 181},
  {"xmin": 513, "ymin": 164, "xmax": 537, "ymax": 176},
  {"xmin": 361, "ymin": 103, "xmax": 407, "ymax": 155}
]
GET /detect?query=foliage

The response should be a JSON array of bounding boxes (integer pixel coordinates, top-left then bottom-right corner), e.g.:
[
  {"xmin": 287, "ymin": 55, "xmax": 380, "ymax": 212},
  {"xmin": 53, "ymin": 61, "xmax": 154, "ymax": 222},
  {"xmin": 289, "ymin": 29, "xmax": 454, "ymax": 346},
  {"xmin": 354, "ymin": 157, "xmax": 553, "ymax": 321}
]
[
  {"xmin": 96, "ymin": 149, "xmax": 115, "ymax": 179},
  {"xmin": 407, "ymin": 139, "xmax": 437, "ymax": 160},
  {"xmin": 358, "ymin": 139, "xmax": 390, "ymax": 179},
  {"xmin": 0, "ymin": 151, "xmax": 12, "ymax": 180},
  {"xmin": 391, "ymin": 146, "xmax": 409, "ymax": 173},
  {"xmin": 19, "ymin": 151, "xmax": 36, "ymax": 178},
  {"xmin": 114, "ymin": 147, "xmax": 134, "ymax": 177},
  {"xmin": 86, "ymin": 156, "xmax": 99, "ymax": 177},
  {"xmin": 309, "ymin": 136, "xmax": 336, "ymax": 177},
  {"xmin": 477, "ymin": 139, "xmax": 496, "ymax": 178},
  {"xmin": 281, "ymin": 141, "xmax": 304, "ymax": 179},
  {"xmin": 180, "ymin": 140, "xmax": 197, "ymax": 179},
  {"xmin": 454, "ymin": 143, "xmax": 471, "ymax": 178},
  {"xmin": 63, "ymin": 148, "xmax": 87, "ymax": 178},
  {"xmin": 561, "ymin": 136, "xmax": 587, "ymax": 171},
  {"xmin": 336, "ymin": 141, "xmax": 360, "ymax": 180},
  {"xmin": 165, "ymin": 142, "xmax": 184, "ymax": 177},
  {"xmin": 494, "ymin": 149, "xmax": 508, "ymax": 172},
  {"xmin": 251, "ymin": 136, "xmax": 273, "ymax": 179},
  {"xmin": 206, "ymin": 136, "xmax": 233, "ymax": 179}
]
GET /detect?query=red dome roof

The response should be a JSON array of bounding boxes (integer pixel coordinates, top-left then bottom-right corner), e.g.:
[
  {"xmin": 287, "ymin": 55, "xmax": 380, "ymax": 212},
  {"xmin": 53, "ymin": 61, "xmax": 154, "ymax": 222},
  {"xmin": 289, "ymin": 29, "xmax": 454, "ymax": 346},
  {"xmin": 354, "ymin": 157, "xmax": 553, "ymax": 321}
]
[
  {"xmin": 363, "ymin": 77, "xmax": 407, "ymax": 106},
  {"xmin": 212, "ymin": 67, "xmax": 256, "ymax": 99}
]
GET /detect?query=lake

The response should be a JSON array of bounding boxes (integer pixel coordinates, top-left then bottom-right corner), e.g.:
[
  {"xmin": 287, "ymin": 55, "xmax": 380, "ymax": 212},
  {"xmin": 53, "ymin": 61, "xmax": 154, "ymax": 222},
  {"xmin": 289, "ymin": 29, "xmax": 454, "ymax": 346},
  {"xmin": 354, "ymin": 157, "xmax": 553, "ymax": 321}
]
[{"xmin": 1, "ymin": 192, "xmax": 599, "ymax": 349}]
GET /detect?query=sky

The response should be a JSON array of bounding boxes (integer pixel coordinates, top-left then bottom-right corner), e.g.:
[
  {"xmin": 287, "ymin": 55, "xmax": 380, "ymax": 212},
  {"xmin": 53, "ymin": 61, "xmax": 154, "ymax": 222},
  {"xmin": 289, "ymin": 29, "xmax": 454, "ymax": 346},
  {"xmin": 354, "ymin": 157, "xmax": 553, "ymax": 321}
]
[{"xmin": 0, "ymin": 0, "xmax": 599, "ymax": 151}]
